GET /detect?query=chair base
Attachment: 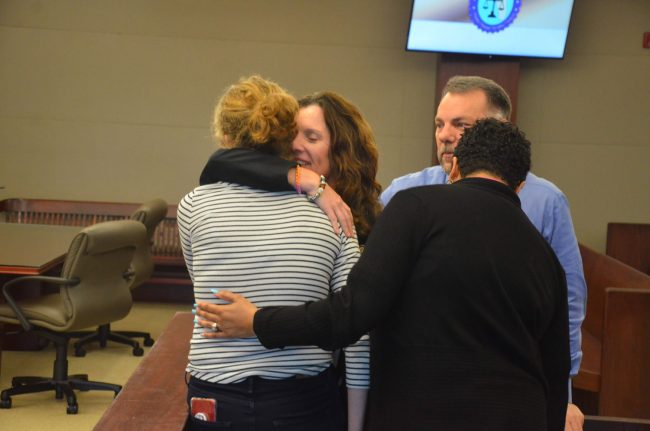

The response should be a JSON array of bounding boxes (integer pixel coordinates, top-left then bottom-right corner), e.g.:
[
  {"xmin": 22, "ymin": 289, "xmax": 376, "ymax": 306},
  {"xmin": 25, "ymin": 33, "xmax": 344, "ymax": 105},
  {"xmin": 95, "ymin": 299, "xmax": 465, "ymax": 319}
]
[
  {"xmin": 0, "ymin": 376, "xmax": 121, "ymax": 414},
  {"xmin": 71, "ymin": 323, "xmax": 153, "ymax": 357},
  {"xmin": 0, "ymin": 330, "xmax": 121, "ymax": 414}
]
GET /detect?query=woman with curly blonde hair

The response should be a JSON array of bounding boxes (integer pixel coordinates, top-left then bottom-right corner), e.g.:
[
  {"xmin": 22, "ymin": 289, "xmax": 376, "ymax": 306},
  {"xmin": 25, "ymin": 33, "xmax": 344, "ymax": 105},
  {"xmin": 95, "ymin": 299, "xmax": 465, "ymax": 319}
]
[
  {"xmin": 178, "ymin": 75, "xmax": 369, "ymax": 431},
  {"xmin": 212, "ymin": 76, "xmax": 296, "ymax": 158}
]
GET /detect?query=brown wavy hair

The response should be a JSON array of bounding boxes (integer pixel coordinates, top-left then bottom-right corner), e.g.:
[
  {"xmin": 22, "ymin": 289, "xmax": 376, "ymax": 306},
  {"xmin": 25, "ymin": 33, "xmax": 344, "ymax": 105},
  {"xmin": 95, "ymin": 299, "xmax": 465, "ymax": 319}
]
[
  {"xmin": 299, "ymin": 92, "xmax": 382, "ymax": 243},
  {"xmin": 213, "ymin": 75, "xmax": 298, "ymax": 158}
]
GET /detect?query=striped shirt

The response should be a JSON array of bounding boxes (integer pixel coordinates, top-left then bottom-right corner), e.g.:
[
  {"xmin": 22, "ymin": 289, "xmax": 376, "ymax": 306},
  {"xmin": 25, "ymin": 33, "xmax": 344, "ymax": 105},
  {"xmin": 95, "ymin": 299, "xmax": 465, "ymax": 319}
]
[{"xmin": 178, "ymin": 182, "xmax": 370, "ymax": 389}]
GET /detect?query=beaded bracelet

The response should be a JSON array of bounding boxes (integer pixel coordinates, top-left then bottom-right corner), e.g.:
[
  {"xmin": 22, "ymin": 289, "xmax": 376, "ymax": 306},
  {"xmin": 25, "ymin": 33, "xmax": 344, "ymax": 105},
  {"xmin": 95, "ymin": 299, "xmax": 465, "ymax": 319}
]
[
  {"xmin": 295, "ymin": 165, "xmax": 302, "ymax": 194},
  {"xmin": 307, "ymin": 175, "xmax": 327, "ymax": 202}
]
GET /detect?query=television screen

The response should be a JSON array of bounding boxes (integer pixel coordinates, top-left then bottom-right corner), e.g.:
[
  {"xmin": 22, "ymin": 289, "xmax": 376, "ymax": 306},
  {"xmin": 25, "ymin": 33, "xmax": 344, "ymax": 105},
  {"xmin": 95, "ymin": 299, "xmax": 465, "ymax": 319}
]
[{"xmin": 406, "ymin": 0, "xmax": 575, "ymax": 59}]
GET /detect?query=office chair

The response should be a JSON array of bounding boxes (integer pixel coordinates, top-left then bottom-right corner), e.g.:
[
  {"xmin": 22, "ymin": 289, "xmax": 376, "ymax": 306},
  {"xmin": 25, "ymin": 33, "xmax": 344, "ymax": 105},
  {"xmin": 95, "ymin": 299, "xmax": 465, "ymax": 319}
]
[
  {"xmin": 72, "ymin": 198, "xmax": 168, "ymax": 357},
  {"xmin": 0, "ymin": 220, "xmax": 146, "ymax": 414}
]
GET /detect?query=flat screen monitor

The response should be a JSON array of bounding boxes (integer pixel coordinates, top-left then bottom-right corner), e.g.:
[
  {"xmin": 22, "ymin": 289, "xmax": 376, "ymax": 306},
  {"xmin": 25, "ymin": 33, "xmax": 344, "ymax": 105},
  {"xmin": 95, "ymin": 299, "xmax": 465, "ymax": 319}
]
[{"xmin": 406, "ymin": 0, "xmax": 575, "ymax": 59}]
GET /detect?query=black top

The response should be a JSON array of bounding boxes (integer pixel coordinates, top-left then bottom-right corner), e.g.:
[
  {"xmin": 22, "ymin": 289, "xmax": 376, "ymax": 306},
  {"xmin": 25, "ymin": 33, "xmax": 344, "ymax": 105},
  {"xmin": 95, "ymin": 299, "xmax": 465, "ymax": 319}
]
[
  {"xmin": 254, "ymin": 178, "xmax": 570, "ymax": 431},
  {"xmin": 199, "ymin": 148, "xmax": 295, "ymax": 191}
]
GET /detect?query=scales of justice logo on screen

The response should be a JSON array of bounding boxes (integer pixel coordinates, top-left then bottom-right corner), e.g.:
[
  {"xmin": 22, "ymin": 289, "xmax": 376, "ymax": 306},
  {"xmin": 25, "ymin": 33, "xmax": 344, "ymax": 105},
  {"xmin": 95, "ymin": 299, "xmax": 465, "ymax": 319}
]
[{"xmin": 469, "ymin": 0, "xmax": 522, "ymax": 33}]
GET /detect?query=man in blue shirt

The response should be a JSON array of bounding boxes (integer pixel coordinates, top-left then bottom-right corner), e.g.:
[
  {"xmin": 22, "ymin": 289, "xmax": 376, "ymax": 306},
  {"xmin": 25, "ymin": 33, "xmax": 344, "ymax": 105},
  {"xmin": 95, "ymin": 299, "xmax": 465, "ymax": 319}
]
[{"xmin": 381, "ymin": 76, "xmax": 587, "ymax": 431}]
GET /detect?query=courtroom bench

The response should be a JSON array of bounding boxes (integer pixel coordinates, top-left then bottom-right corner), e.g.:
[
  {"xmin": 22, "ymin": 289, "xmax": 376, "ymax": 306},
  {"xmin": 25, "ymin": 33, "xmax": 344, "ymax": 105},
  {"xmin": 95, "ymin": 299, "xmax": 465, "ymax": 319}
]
[
  {"xmin": 573, "ymin": 243, "xmax": 650, "ymax": 420},
  {"xmin": 0, "ymin": 198, "xmax": 193, "ymax": 303},
  {"xmin": 585, "ymin": 416, "xmax": 650, "ymax": 431},
  {"xmin": 606, "ymin": 222, "xmax": 650, "ymax": 276},
  {"xmin": 93, "ymin": 312, "xmax": 192, "ymax": 431}
]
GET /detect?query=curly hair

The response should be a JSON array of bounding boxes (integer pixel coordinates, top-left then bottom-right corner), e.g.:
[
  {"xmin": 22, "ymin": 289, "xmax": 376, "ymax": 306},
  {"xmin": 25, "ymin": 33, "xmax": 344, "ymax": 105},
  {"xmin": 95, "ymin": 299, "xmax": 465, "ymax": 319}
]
[
  {"xmin": 213, "ymin": 75, "xmax": 298, "ymax": 158},
  {"xmin": 454, "ymin": 118, "xmax": 531, "ymax": 190},
  {"xmin": 299, "ymin": 92, "xmax": 382, "ymax": 243}
]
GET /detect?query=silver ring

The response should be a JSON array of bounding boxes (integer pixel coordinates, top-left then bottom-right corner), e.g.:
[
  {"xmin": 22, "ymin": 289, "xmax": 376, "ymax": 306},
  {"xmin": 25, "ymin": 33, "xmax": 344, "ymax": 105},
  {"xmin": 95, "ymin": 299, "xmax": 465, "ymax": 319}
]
[{"xmin": 211, "ymin": 322, "xmax": 220, "ymax": 332}]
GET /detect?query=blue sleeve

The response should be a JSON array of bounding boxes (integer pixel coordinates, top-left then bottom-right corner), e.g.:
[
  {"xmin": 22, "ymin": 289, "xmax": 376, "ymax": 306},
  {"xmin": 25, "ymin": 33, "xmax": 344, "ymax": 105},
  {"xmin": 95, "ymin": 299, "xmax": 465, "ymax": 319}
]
[
  {"xmin": 380, "ymin": 187, "xmax": 396, "ymax": 207},
  {"xmin": 545, "ymin": 193, "xmax": 587, "ymax": 377},
  {"xmin": 381, "ymin": 175, "xmax": 419, "ymax": 206},
  {"xmin": 380, "ymin": 167, "xmax": 447, "ymax": 206}
]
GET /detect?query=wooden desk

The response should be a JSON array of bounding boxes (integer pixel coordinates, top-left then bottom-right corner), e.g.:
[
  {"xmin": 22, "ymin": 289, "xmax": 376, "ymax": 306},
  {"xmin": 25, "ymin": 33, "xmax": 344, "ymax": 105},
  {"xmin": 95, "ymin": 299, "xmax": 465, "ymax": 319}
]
[
  {"xmin": 0, "ymin": 224, "xmax": 80, "ymax": 275},
  {"xmin": 0, "ymin": 198, "xmax": 192, "ymax": 304},
  {"xmin": 93, "ymin": 312, "xmax": 192, "ymax": 431}
]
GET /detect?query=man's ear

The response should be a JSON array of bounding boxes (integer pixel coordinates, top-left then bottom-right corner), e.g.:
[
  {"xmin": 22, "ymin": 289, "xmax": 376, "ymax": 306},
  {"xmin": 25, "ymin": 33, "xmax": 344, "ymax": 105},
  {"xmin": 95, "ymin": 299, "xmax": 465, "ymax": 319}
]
[
  {"xmin": 448, "ymin": 157, "xmax": 461, "ymax": 184},
  {"xmin": 515, "ymin": 180, "xmax": 526, "ymax": 194}
]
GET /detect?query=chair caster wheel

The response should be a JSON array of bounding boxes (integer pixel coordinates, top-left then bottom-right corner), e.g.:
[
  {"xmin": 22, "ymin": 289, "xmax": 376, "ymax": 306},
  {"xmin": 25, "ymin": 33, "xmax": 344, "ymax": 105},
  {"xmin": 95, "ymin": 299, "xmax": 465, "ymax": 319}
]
[
  {"xmin": 133, "ymin": 346, "xmax": 144, "ymax": 356},
  {"xmin": 143, "ymin": 337, "xmax": 154, "ymax": 347},
  {"xmin": 74, "ymin": 348, "xmax": 86, "ymax": 357},
  {"xmin": 0, "ymin": 395, "xmax": 11, "ymax": 409},
  {"xmin": 67, "ymin": 404, "xmax": 79, "ymax": 414}
]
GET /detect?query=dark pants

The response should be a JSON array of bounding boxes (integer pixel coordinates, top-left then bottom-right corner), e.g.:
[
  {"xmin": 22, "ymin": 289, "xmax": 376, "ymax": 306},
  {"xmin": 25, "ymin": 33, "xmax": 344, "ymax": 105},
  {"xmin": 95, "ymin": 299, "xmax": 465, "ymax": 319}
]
[{"xmin": 186, "ymin": 366, "xmax": 345, "ymax": 431}]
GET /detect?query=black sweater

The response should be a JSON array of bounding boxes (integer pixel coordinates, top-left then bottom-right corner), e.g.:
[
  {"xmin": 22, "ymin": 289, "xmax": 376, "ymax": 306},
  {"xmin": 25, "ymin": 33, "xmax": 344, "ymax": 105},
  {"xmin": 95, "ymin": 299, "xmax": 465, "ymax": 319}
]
[{"xmin": 255, "ymin": 178, "xmax": 570, "ymax": 431}]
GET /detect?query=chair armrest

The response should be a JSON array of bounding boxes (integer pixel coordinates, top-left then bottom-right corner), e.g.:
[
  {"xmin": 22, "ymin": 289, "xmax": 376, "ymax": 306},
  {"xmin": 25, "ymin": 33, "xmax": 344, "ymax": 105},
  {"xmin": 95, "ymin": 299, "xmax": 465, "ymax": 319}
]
[
  {"xmin": 599, "ymin": 287, "xmax": 650, "ymax": 418},
  {"xmin": 2, "ymin": 275, "xmax": 79, "ymax": 331}
]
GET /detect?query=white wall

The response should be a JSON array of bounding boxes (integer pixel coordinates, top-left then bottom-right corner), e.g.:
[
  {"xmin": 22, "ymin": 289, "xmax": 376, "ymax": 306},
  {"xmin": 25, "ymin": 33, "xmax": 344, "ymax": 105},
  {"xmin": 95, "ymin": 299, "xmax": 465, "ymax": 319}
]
[{"xmin": 1, "ymin": 0, "xmax": 649, "ymax": 252}]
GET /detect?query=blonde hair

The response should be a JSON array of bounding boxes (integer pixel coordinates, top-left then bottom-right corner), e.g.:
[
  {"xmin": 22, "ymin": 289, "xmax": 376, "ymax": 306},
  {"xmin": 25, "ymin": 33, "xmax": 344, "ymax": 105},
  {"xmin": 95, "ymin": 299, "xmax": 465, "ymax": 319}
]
[{"xmin": 213, "ymin": 75, "xmax": 298, "ymax": 157}]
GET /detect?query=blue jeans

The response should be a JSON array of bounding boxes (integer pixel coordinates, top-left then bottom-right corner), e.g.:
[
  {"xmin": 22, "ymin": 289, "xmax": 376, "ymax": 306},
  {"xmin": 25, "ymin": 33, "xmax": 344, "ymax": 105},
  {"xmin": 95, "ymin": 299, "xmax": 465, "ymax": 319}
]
[{"xmin": 186, "ymin": 366, "xmax": 345, "ymax": 431}]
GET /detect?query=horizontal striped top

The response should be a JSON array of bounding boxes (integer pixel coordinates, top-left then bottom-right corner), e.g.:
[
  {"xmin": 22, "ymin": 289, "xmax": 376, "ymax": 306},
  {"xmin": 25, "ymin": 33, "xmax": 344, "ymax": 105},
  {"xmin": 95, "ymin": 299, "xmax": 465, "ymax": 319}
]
[{"xmin": 178, "ymin": 182, "xmax": 369, "ymax": 389}]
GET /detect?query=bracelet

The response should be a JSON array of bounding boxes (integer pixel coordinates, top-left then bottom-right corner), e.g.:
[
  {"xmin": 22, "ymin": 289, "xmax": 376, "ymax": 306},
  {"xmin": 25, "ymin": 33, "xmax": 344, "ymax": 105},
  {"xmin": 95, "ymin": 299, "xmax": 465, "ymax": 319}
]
[
  {"xmin": 295, "ymin": 165, "xmax": 302, "ymax": 195},
  {"xmin": 306, "ymin": 175, "xmax": 327, "ymax": 202}
]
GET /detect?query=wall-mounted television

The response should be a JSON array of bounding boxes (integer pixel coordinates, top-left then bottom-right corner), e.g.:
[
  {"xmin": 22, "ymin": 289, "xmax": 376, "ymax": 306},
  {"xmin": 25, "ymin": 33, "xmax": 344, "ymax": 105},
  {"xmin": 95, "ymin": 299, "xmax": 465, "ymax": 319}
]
[{"xmin": 406, "ymin": 0, "xmax": 575, "ymax": 59}]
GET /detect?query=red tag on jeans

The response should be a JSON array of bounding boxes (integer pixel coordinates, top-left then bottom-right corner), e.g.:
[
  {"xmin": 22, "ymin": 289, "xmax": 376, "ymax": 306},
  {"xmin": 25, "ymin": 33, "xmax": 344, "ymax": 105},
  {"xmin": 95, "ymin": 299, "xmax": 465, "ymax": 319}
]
[{"xmin": 190, "ymin": 397, "xmax": 216, "ymax": 422}]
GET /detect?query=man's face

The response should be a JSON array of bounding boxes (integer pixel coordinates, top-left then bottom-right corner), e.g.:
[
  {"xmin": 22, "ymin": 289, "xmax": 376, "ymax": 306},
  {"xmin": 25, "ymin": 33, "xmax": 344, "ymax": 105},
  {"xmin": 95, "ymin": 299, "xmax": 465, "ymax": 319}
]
[{"xmin": 435, "ymin": 90, "xmax": 493, "ymax": 174}]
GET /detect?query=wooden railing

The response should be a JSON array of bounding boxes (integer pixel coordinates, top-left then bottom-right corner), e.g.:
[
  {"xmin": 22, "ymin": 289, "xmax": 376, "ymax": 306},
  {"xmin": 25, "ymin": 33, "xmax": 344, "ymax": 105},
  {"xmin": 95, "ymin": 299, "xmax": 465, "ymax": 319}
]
[
  {"xmin": 606, "ymin": 222, "xmax": 650, "ymax": 276},
  {"xmin": 574, "ymin": 244, "xmax": 650, "ymax": 419},
  {"xmin": 0, "ymin": 198, "xmax": 182, "ymax": 261},
  {"xmin": 93, "ymin": 312, "xmax": 192, "ymax": 431},
  {"xmin": 0, "ymin": 198, "xmax": 192, "ymax": 302}
]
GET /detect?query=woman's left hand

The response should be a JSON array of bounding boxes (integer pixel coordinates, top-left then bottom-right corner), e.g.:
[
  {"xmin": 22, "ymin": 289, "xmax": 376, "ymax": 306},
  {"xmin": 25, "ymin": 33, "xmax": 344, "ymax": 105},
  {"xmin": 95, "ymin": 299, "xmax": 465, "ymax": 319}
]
[
  {"xmin": 316, "ymin": 186, "xmax": 354, "ymax": 238},
  {"xmin": 297, "ymin": 168, "xmax": 354, "ymax": 238},
  {"xmin": 195, "ymin": 290, "xmax": 259, "ymax": 338}
]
